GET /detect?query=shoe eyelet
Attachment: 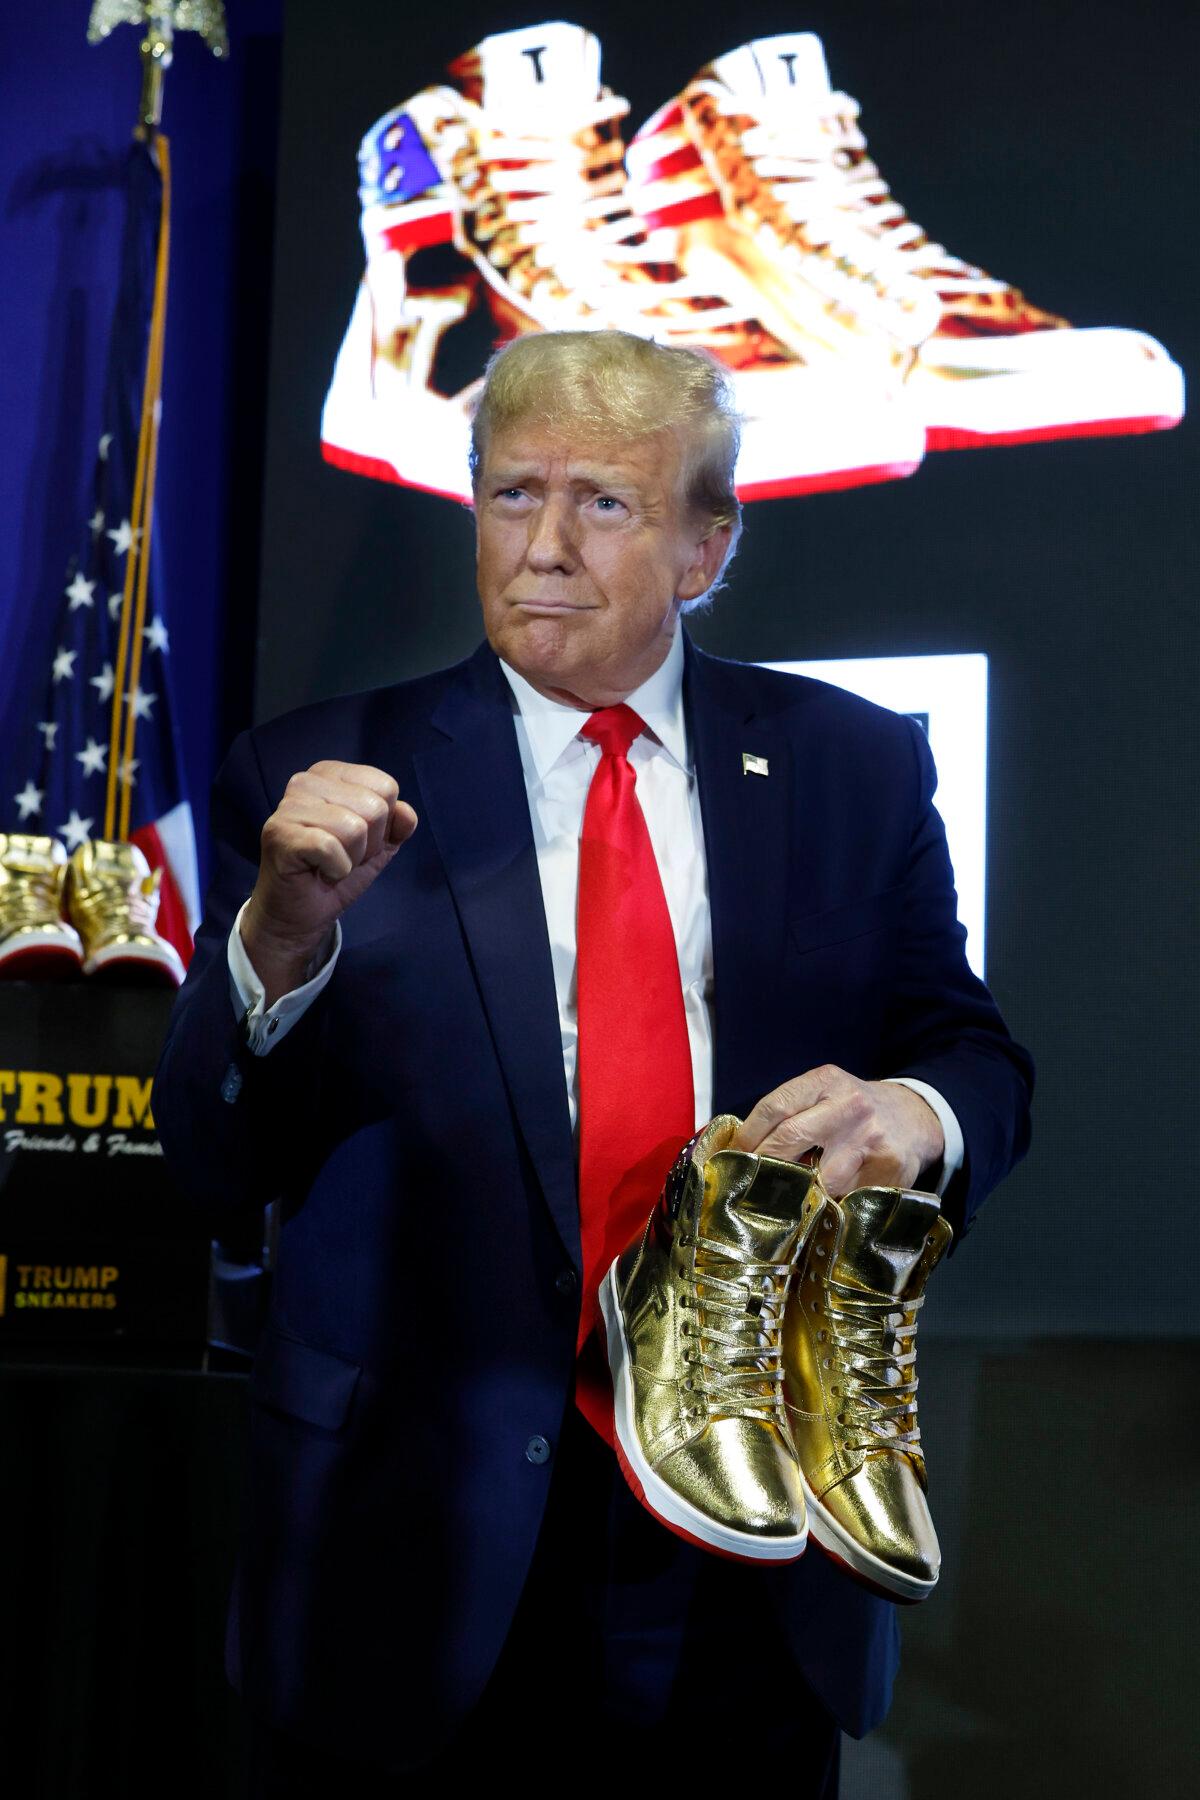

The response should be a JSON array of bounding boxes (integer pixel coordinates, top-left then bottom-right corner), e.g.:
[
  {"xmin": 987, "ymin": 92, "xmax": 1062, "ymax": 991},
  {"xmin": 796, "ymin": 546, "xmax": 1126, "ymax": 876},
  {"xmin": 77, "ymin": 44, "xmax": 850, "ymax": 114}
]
[
  {"xmin": 816, "ymin": 1330, "xmax": 826, "ymax": 1342},
  {"xmin": 823, "ymin": 1215, "xmax": 833, "ymax": 1229},
  {"xmin": 816, "ymin": 1246, "xmax": 827, "ymax": 1258},
  {"xmin": 684, "ymin": 1379, "xmax": 694, "ymax": 1392},
  {"xmin": 830, "ymin": 1385, "xmax": 840, "ymax": 1396},
  {"xmin": 823, "ymin": 1357, "xmax": 832, "ymax": 1369}
]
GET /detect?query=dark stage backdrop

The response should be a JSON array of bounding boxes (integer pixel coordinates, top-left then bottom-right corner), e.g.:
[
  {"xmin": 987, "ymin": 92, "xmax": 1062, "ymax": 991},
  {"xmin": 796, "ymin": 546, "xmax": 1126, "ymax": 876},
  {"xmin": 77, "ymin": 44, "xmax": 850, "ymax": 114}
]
[{"xmin": 258, "ymin": 0, "xmax": 1198, "ymax": 1338}]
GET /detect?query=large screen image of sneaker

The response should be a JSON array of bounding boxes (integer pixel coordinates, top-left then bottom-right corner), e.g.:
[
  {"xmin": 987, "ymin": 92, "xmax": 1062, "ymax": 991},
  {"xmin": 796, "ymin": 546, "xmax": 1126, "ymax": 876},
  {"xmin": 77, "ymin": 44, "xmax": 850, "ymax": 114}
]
[{"xmin": 320, "ymin": 22, "xmax": 1183, "ymax": 505}]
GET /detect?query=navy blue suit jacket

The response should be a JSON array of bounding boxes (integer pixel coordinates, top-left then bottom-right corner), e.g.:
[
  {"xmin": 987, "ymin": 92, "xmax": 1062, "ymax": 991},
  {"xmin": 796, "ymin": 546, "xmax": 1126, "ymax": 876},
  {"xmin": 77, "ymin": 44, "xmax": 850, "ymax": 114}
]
[{"xmin": 154, "ymin": 636, "xmax": 1032, "ymax": 1766}]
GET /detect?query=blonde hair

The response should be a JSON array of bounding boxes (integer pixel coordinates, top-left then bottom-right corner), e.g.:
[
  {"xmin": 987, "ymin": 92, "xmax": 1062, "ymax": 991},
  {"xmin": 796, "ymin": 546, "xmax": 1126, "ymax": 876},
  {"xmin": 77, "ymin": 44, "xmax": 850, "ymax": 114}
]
[{"xmin": 470, "ymin": 331, "xmax": 743, "ymax": 594}]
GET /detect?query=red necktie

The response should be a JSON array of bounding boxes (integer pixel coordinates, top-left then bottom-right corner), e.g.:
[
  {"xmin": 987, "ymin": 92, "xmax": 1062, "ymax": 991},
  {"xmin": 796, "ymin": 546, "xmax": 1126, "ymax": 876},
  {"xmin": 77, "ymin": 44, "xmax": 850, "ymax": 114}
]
[{"xmin": 574, "ymin": 704, "xmax": 695, "ymax": 1438}]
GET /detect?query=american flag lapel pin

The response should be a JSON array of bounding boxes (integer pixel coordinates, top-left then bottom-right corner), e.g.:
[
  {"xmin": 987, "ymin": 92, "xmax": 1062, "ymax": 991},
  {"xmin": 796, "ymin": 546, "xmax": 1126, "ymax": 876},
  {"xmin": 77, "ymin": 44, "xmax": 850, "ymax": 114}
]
[{"xmin": 742, "ymin": 752, "xmax": 769, "ymax": 778}]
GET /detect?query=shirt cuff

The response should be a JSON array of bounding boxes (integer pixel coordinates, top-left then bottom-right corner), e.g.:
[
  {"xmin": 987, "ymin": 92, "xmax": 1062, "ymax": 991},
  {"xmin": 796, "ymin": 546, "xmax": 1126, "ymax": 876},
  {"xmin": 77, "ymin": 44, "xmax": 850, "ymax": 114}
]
[
  {"xmin": 882, "ymin": 1077, "xmax": 964, "ymax": 1198},
  {"xmin": 227, "ymin": 900, "xmax": 342, "ymax": 1056}
]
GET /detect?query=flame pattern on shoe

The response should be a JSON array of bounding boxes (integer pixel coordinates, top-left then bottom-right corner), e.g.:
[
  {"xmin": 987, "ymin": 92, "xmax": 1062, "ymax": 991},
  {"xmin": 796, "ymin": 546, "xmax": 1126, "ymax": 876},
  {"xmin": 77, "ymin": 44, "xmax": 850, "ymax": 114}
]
[
  {"xmin": 321, "ymin": 22, "xmax": 925, "ymax": 503},
  {"xmin": 630, "ymin": 32, "xmax": 1184, "ymax": 447}
]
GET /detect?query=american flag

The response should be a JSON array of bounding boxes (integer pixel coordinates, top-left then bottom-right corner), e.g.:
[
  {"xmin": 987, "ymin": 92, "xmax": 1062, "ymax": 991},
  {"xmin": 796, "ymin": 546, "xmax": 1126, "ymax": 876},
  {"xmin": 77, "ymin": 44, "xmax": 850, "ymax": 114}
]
[{"xmin": 8, "ymin": 136, "xmax": 197, "ymax": 966}]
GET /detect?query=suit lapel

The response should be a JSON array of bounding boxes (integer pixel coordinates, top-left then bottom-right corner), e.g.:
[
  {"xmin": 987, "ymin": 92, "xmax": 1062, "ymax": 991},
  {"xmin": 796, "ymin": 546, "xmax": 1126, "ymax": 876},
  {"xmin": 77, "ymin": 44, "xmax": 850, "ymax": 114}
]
[
  {"xmin": 686, "ymin": 639, "xmax": 794, "ymax": 1117},
  {"xmin": 413, "ymin": 647, "xmax": 580, "ymax": 1269}
]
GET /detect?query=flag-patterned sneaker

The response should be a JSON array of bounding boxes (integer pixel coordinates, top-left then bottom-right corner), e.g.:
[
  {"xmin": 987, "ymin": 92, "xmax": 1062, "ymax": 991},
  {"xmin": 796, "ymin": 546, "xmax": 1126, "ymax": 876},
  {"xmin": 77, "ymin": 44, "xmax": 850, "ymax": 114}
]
[
  {"xmin": 320, "ymin": 21, "xmax": 925, "ymax": 503},
  {"xmin": 630, "ymin": 32, "xmax": 1184, "ymax": 449}
]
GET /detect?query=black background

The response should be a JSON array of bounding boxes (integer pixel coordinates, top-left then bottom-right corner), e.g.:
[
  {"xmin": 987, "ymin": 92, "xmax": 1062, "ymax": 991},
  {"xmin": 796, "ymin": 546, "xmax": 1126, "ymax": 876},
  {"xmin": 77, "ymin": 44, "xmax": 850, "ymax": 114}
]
[{"xmin": 260, "ymin": 0, "xmax": 1199, "ymax": 1337}]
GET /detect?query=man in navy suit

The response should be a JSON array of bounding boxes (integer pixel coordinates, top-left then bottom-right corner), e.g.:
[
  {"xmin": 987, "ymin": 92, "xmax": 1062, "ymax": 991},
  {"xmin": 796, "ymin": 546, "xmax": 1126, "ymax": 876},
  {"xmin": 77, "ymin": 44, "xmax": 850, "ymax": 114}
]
[{"xmin": 154, "ymin": 330, "xmax": 1031, "ymax": 1795}]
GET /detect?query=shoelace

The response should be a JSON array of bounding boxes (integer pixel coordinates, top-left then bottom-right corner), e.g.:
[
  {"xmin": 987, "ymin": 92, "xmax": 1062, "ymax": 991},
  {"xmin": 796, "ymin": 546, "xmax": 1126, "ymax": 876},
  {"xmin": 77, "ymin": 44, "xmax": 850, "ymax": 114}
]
[
  {"xmin": 700, "ymin": 83, "xmax": 1008, "ymax": 305},
  {"xmin": 448, "ymin": 91, "xmax": 765, "ymax": 349},
  {"xmin": 821, "ymin": 1278, "xmax": 925, "ymax": 1458},
  {"xmin": 0, "ymin": 869, "xmax": 64, "ymax": 931},
  {"xmin": 679, "ymin": 1229, "xmax": 793, "ymax": 1427}
]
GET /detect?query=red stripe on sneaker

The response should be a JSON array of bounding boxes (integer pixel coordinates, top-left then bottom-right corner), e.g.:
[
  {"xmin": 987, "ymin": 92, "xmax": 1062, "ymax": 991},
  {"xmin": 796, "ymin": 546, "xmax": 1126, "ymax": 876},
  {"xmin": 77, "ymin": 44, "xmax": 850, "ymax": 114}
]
[
  {"xmin": 380, "ymin": 210, "xmax": 455, "ymax": 254},
  {"xmin": 735, "ymin": 457, "xmax": 922, "ymax": 502},
  {"xmin": 926, "ymin": 413, "xmax": 1183, "ymax": 451},
  {"xmin": 320, "ymin": 441, "xmax": 473, "ymax": 505},
  {"xmin": 638, "ymin": 191, "xmax": 725, "ymax": 231},
  {"xmin": 633, "ymin": 141, "xmax": 704, "ymax": 184}
]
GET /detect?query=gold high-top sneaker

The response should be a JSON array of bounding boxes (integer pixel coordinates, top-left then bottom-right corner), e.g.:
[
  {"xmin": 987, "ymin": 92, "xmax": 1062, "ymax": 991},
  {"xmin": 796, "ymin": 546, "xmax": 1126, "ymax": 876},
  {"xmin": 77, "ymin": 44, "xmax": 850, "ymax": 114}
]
[
  {"xmin": 783, "ymin": 1183, "xmax": 952, "ymax": 1601},
  {"xmin": 65, "ymin": 839, "xmax": 185, "ymax": 988},
  {"xmin": 631, "ymin": 32, "xmax": 1183, "ymax": 447},
  {"xmin": 600, "ymin": 1115, "xmax": 823, "ymax": 1562},
  {"xmin": 320, "ymin": 21, "xmax": 924, "ymax": 504},
  {"xmin": 0, "ymin": 835, "xmax": 83, "ymax": 978}
]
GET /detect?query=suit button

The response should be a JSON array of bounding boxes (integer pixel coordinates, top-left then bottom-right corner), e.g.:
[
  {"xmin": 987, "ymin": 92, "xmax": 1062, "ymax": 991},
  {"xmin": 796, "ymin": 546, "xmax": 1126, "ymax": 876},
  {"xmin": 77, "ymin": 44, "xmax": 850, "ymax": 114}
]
[
  {"xmin": 525, "ymin": 1435, "xmax": 552, "ymax": 1466},
  {"xmin": 554, "ymin": 1269, "xmax": 577, "ymax": 1297}
]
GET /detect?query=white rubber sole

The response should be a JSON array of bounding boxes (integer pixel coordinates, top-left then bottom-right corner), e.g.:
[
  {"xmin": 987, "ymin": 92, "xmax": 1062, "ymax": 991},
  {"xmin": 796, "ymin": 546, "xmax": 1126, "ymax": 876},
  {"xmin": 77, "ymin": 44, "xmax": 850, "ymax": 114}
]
[
  {"xmin": 801, "ymin": 1475, "xmax": 938, "ymax": 1603},
  {"xmin": 84, "ymin": 940, "xmax": 185, "ymax": 988},
  {"xmin": 600, "ymin": 1261, "xmax": 808, "ymax": 1565}
]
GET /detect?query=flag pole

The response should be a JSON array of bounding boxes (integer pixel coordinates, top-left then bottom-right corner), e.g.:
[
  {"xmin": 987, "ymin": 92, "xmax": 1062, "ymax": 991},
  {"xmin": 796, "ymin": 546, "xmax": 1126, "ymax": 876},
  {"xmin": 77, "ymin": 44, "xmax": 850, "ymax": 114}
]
[{"xmin": 87, "ymin": 2, "xmax": 228, "ymax": 840}]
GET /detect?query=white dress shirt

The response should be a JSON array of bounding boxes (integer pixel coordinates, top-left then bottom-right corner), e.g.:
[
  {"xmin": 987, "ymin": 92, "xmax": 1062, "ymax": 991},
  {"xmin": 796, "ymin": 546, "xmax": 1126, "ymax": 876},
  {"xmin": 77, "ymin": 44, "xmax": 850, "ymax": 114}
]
[{"xmin": 228, "ymin": 630, "xmax": 963, "ymax": 1190}]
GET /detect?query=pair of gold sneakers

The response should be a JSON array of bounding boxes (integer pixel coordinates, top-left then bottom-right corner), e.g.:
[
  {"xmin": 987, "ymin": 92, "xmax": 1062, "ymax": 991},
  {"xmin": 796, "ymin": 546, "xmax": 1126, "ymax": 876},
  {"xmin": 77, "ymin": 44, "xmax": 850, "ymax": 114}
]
[
  {"xmin": 600, "ymin": 1115, "xmax": 952, "ymax": 1601},
  {"xmin": 0, "ymin": 833, "xmax": 184, "ymax": 988}
]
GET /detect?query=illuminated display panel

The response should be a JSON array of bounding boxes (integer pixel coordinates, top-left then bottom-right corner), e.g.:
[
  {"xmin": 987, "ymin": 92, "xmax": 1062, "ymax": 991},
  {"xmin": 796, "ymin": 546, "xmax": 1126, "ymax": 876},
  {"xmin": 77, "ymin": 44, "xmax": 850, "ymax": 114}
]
[{"xmin": 763, "ymin": 655, "xmax": 987, "ymax": 977}]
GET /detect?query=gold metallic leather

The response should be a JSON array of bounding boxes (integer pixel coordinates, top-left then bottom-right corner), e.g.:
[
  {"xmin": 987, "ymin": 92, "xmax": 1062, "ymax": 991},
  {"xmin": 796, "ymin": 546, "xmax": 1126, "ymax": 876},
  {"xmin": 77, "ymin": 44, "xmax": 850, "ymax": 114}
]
[
  {"xmin": 783, "ymin": 1183, "xmax": 952, "ymax": 1599},
  {"xmin": 610, "ymin": 1115, "xmax": 823, "ymax": 1550},
  {"xmin": 65, "ymin": 839, "xmax": 184, "ymax": 986},
  {"xmin": 0, "ymin": 834, "xmax": 82, "ymax": 970}
]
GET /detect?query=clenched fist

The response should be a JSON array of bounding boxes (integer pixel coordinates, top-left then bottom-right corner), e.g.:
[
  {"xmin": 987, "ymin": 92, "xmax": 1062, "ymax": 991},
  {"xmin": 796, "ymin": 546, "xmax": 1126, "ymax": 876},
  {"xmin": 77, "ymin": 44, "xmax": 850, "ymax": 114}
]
[{"xmin": 241, "ymin": 761, "xmax": 418, "ymax": 1006}]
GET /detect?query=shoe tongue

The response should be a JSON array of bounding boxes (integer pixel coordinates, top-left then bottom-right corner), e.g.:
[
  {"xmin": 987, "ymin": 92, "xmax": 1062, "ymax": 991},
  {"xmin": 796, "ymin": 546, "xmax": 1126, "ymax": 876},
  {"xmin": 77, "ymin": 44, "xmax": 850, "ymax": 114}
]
[
  {"xmin": 700, "ymin": 1150, "xmax": 809, "ymax": 1265},
  {"xmin": 836, "ymin": 1187, "xmax": 941, "ymax": 1298},
  {"xmin": 475, "ymin": 21, "xmax": 602, "ymax": 128},
  {"xmin": 710, "ymin": 33, "xmax": 832, "ymax": 107}
]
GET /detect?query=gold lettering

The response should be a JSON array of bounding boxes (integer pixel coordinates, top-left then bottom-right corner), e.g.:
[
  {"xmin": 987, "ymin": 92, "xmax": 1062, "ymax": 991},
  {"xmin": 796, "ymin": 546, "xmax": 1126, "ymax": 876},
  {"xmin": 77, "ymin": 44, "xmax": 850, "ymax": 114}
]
[
  {"xmin": 16, "ymin": 1265, "xmax": 32, "ymax": 1288},
  {"xmin": 16, "ymin": 1072, "xmax": 65, "ymax": 1126},
  {"xmin": 74, "ymin": 1267, "xmax": 99, "ymax": 1290},
  {"xmin": 112, "ymin": 1077, "xmax": 154, "ymax": 1131},
  {"xmin": 67, "ymin": 1074, "xmax": 113, "ymax": 1129},
  {"xmin": 33, "ymin": 1266, "xmax": 52, "ymax": 1291},
  {"xmin": 0, "ymin": 1071, "xmax": 15, "ymax": 1120},
  {"xmin": 53, "ymin": 1268, "xmax": 73, "ymax": 1290},
  {"xmin": 100, "ymin": 1267, "xmax": 119, "ymax": 1289}
]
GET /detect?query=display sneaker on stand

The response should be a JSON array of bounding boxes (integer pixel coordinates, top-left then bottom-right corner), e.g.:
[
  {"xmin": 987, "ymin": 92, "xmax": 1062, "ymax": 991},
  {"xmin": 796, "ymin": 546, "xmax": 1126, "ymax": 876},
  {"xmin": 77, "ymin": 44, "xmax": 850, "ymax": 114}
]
[
  {"xmin": 0, "ymin": 835, "xmax": 84, "ymax": 979},
  {"xmin": 631, "ymin": 32, "xmax": 1184, "ymax": 449},
  {"xmin": 65, "ymin": 839, "xmax": 185, "ymax": 988},
  {"xmin": 783, "ymin": 1180, "xmax": 953, "ymax": 1601},
  {"xmin": 320, "ymin": 21, "xmax": 924, "ymax": 504},
  {"xmin": 600, "ymin": 1115, "xmax": 824, "ymax": 1562}
]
